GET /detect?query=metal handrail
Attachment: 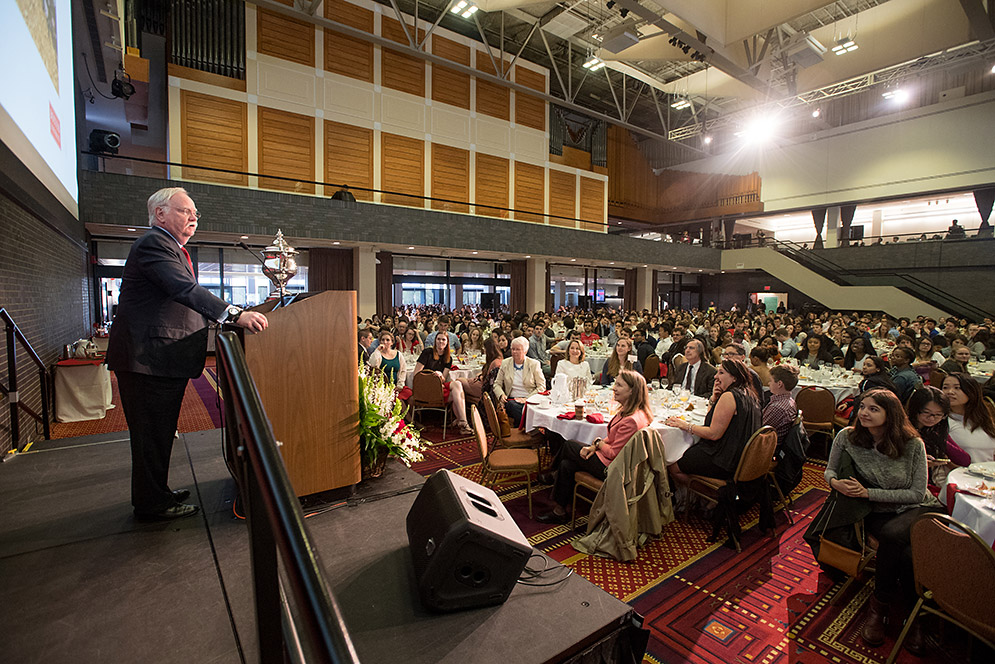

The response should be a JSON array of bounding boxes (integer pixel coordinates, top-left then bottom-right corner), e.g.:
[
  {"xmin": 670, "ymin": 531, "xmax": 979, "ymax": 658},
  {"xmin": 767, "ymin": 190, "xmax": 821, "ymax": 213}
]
[
  {"xmin": 769, "ymin": 240, "xmax": 994, "ymax": 320},
  {"xmin": 1, "ymin": 308, "xmax": 51, "ymax": 452},
  {"xmin": 214, "ymin": 332, "xmax": 359, "ymax": 664}
]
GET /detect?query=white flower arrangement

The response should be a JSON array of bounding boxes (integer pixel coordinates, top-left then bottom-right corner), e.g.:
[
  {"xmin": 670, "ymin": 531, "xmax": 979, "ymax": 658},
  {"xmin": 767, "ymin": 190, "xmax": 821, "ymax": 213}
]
[{"xmin": 358, "ymin": 363, "xmax": 428, "ymax": 469}]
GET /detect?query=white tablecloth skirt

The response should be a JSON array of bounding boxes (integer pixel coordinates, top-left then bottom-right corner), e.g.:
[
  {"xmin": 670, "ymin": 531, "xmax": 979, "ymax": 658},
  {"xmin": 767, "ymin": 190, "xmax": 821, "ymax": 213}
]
[
  {"xmin": 54, "ymin": 363, "xmax": 114, "ymax": 422},
  {"xmin": 948, "ymin": 467, "xmax": 995, "ymax": 547}
]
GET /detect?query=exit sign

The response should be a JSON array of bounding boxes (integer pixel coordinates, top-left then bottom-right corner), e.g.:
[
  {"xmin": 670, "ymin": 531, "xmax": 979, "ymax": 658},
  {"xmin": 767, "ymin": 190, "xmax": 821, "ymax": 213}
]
[{"xmin": 763, "ymin": 286, "xmax": 771, "ymax": 291}]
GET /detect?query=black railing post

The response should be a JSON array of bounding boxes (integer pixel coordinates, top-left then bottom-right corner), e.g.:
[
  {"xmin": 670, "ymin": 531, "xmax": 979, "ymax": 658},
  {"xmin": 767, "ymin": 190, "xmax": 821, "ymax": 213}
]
[
  {"xmin": 244, "ymin": 457, "xmax": 286, "ymax": 663},
  {"xmin": 6, "ymin": 322, "xmax": 19, "ymax": 451},
  {"xmin": 39, "ymin": 367, "xmax": 51, "ymax": 441}
]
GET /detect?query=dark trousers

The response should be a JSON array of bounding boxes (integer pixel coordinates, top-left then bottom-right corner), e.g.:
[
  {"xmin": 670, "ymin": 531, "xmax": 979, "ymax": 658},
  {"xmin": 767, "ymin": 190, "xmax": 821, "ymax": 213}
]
[
  {"xmin": 505, "ymin": 399, "xmax": 526, "ymax": 428},
  {"xmin": 865, "ymin": 505, "xmax": 943, "ymax": 603},
  {"xmin": 117, "ymin": 370, "xmax": 189, "ymax": 514},
  {"xmin": 551, "ymin": 439, "xmax": 608, "ymax": 508}
]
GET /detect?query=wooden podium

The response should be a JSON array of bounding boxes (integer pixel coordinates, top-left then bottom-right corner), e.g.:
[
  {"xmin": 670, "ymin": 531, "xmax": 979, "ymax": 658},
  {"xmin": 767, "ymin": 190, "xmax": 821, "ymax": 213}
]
[{"xmin": 242, "ymin": 291, "xmax": 360, "ymax": 496}]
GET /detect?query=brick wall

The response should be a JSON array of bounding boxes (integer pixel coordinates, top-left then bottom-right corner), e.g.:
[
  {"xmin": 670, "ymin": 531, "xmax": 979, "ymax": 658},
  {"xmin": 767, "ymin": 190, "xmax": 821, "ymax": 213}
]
[
  {"xmin": 0, "ymin": 191, "xmax": 92, "ymax": 454},
  {"xmin": 79, "ymin": 171, "xmax": 722, "ymax": 270}
]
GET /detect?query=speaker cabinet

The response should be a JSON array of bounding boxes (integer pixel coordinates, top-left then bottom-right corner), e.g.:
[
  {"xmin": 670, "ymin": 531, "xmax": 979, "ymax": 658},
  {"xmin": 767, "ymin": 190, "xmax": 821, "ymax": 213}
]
[
  {"xmin": 406, "ymin": 469, "xmax": 532, "ymax": 612},
  {"xmin": 480, "ymin": 293, "xmax": 497, "ymax": 311}
]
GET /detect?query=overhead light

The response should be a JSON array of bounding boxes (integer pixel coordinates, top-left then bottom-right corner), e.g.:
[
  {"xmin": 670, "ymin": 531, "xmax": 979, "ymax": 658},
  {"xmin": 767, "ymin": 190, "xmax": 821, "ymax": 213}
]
[
  {"xmin": 702, "ymin": 135, "xmax": 712, "ymax": 145},
  {"xmin": 831, "ymin": 38, "xmax": 858, "ymax": 55},
  {"xmin": 408, "ymin": 246, "xmax": 414, "ymax": 249},
  {"xmin": 570, "ymin": 258, "xmax": 576, "ymax": 261},
  {"xmin": 643, "ymin": 264, "xmax": 648, "ymax": 268},
  {"xmin": 240, "ymin": 235, "xmax": 249, "ymax": 239},
  {"xmin": 741, "ymin": 114, "xmax": 778, "ymax": 143},
  {"xmin": 450, "ymin": 1, "xmax": 478, "ymax": 18},
  {"xmin": 882, "ymin": 88, "xmax": 908, "ymax": 102},
  {"xmin": 991, "ymin": 63, "xmax": 995, "ymax": 74},
  {"xmin": 811, "ymin": 108, "xmax": 821, "ymax": 118},
  {"xmin": 609, "ymin": 262, "xmax": 614, "ymax": 264},
  {"xmin": 525, "ymin": 255, "xmax": 531, "ymax": 258},
  {"xmin": 671, "ymin": 99, "xmax": 691, "ymax": 110},
  {"xmin": 583, "ymin": 56, "xmax": 606, "ymax": 71},
  {"xmin": 127, "ymin": 228, "xmax": 136, "ymax": 232},
  {"xmin": 471, "ymin": 251, "xmax": 478, "ymax": 254},
  {"xmin": 333, "ymin": 241, "xmax": 340, "ymax": 245}
]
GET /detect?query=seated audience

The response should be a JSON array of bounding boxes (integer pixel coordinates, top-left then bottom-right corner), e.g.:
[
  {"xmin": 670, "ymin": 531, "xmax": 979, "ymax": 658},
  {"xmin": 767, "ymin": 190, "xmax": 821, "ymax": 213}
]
[
  {"xmin": 368, "ymin": 330, "xmax": 406, "ymax": 389},
  {"xmin": 555, "ymin": 339, "xmax": 593, "ymax": 389},
  {"xmin": 795, "ymin": 335, "xmax": 836, "ymax": 369},
  {"xmin": 843, "ymin": 337, "xmax": 875, "ymax": 371},
  {"xmin": 414, "ymin": 333, "xmax": 472, "ymax": 435},
  {"xmin": 601, "ymin": 337, "xmax": 642, "ymax": 386},
  {"xmin": 822, "ymin": 389, "xmax": 941, "ymax": 648},
  {"xmin": 579, "ymin": 320, "xmax": 600, "ymax": 346},
  {"xmin": 537, "ymin": 370, "xmax": 653, "ymax": 523},
  {"xmin": 941, "ymin": 373, "xmax": 995, "ymax": 465},
  {"xmin": 457, "ymin": 338, "xmax": 503, "ymax": 405},
  {"xmin": 858, "ymin": 356, "xmax": 900, "ymax": 396},
  {"xmin": 462, "ymin": 326, "xmax": 486, "ymax": 354},
  {"xmin": 397, "ymin": 325, "xmax": 423, "ymax": 354},
  {"xmin": 425, "ymin": 315, "xmax": 461, "ymax": 352},
  {"xmin": 939, "ymin": 345, "xmax": 971, "ymax": 375},
  {"xmin": 358, "ymin": 328, "xmax": 374, "ymax": 363},
  {"xmin": 667, "ymin": 359, "xmax": 762, "ymax": 482},
  {"xmin": 888, "ymin": 347, "xmax": 922, "ymax": 403},
  {"xmin": 763, "ymin": 364, "xmax": 799, "ymax": 445},
  {"xmin": 492, "ymin": 336, "xmax": 546, "ymax": 428}
]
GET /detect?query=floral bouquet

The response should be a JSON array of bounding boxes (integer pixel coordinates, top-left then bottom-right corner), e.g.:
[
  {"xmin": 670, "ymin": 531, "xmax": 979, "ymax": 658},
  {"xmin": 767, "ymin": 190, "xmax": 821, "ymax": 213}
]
[{"xmin": 358, "ymin": 363, "xmax": 428, "ymax": 475}]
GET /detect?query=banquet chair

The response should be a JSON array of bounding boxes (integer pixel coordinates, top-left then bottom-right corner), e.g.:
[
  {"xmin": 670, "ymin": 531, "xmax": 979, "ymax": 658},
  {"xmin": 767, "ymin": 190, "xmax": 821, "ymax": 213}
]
[
  {"xmin": 885, "ymin": 514, "xmax": 995, "ymax": 664},
  {"xmin": 411, "ymin": 370, "xmax": 449, "ymax": 440},
  {"xmin": 829, "ymin": 524, "xmax": 878, "ymax": 606},
  {"xmin": 642, "ymin": 354, "xmax": 661, "ymax": 387},
  {"xmin": 470, "ymin": 405, "xmax": 539, "ymax": 518},
  {"xmin": 667, "ymin": 354, "xmax": 686, "ymax": 387},
  {"xmin": 686, "ymin": 426, "xmax": 781, "ymax": 552},
  {"xmin": 570, "ymin": 471, "xmax": 604, "ymax": 532},
  {"xmin": 796, "ymin": 386, "xmax": 836, "ymax": 456},
  {"xmin": 481, "ymin": 393, "xmax": 543, "ymax": 451},
  {"xmin": 549, "ymin": 354, "xmax": 560, "ymax": 375},
  {"xmin": 928, "ymin": 367, "xmax": 947, "ymax": 388},
  {"xmin": 984, "ymin": 396, "xmax": 995, "ymax": 421}
]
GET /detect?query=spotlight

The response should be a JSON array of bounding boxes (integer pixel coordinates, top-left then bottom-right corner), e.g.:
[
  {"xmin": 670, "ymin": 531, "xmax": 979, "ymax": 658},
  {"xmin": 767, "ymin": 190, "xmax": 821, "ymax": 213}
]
[
  {"xmin": 882, "ymin": 88, "xmax": 908, "ymax": 102},
  {"xmin": 89, "ymin": 129, "xmax": 121, "ymax": 154},
  {"xmin": 831, "ymin": 37, "xmax": 858, "ymax": 55},
  {"xmin": 703, "ymin": 135, "xmax": 712, "ymax": 145},
  {"xmin": 990, "ymin": 63, "xmax": 995, "ymax": 74},
  {"xmin": 619, "ymin": 8, "xmax": 629, "ymax": 17},
  {"xmin": 811, "ymin": 108, "xmax": 821, "ymax": 118},
  {"xmin": 606, "ymin": 0, "xmax": 615, "ymax": 7},
  {"xmin": 682, "ymin": 45, "xmax": 690, "ymax": 54},
  {"xmin": 669, "ymin": 36, "xmax": 678, "ymax": 46},
  {"xmin": 111, "ymin": 71, "xmax": 135, "ymax": 99},
  {"xmin": 741, "ymin": 114, "xmax": 777, "ymax": 144},
  {"xmin": 583, "ymin": 56, "xmax": 606, "ymax": 71}
]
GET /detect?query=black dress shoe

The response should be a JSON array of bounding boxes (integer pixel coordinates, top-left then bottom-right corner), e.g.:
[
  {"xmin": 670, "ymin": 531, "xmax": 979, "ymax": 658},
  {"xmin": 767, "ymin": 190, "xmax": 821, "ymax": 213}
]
[
  {"xmin": 172, "ymin": 489, "xmax": 190, "ymax": 503},
  {"xmin": 536, "ymin": 511, "xmax": 568, "ymax": 524},
  {"xmin": 135, "ymin": 503, "xmax": 200, "ymax": 521},
  {"xmin": 537, "ymin": 473, "xmax": 555, "ymax": 485}
]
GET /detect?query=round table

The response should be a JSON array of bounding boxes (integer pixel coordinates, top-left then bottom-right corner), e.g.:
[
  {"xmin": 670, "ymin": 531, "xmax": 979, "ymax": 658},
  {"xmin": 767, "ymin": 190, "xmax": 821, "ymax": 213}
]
[
  {"xmin": 402, "ymin": 358, "xmax": 483, "ymax": 388},
  {"xmin": 522, "ymin": 390, "xmax": 705, "ymax": 463},
  {"xmin": 947, "ymin": 466, "xmax": 995, "ymax": 547},
  {"xmin": 792, "ymin": 380, "xmax": 860, "ymax": 404}
]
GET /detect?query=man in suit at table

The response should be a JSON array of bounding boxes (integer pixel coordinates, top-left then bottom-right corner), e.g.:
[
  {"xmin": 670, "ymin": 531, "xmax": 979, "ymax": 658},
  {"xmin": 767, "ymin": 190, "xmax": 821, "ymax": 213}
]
[
  {"xmin": 493, "ymin": 336, "xmax": 546, "ymax": 428},
  {"xmin": 669, "ymin": 339, "xmax": 716, "ymax": 398},
  {"xmin": 107, "ymin": 187, "xmax": 269, "ymax": 521}
]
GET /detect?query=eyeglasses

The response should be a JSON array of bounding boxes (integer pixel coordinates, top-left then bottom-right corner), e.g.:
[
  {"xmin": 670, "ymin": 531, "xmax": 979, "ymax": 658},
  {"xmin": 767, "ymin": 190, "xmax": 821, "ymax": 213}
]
[
  {"xmin": 167, "ymin": 206, "xmax": 201, "ymax": 219},
  {"xmin": 919, "ymin": 411, "xmax": 946, "ymax": 420}
]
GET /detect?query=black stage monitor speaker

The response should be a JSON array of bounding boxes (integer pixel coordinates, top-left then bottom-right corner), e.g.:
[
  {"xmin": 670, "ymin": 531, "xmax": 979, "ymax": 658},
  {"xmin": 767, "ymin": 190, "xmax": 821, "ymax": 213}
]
[{"xmin": 406, "ymin": 469, "xmax": 532, "ymax": 612}]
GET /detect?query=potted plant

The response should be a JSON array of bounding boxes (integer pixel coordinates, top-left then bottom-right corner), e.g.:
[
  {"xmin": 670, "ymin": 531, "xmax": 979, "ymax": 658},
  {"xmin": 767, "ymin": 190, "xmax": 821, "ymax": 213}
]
[{"xmin": 358, "ymin": 363, "xmax": 428, "ymax": 478}]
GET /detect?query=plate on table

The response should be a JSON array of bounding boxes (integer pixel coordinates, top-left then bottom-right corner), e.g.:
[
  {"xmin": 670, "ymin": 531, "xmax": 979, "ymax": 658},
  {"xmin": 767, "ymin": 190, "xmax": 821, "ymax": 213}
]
[
  {"xmin": 525, "ymin": 396, "xmax": 550, "ymax": 407},
  {"xmin": 967, "ymin": 461, "xmax": 995, "ymax": 479}
]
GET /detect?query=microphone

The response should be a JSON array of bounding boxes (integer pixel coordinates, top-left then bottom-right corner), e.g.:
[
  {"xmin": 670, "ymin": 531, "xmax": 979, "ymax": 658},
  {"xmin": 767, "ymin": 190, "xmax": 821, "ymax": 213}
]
[{"xmin": 236, "ymin": 241, "xmax": 268, "ymax": 267}]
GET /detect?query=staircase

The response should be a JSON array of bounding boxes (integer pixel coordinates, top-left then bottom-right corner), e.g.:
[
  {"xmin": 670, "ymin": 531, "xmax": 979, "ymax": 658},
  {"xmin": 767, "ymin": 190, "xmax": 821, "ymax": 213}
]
[{"xmin": 722, "ymin": 248, "xmax": 954, "ymax": 319}]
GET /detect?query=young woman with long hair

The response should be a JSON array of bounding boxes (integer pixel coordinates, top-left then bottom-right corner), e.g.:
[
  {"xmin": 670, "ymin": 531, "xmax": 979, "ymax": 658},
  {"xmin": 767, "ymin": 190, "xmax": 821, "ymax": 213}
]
[
  {"xmin": 600, "ymin": 337, "xmax": 642, "ymax": 386},
  {"xmin": 941, "ymin": 373, "xmax": 995, "ymax": 464},
  {"xmin": 413, "ymin": 332, "xmax": 472, "ymax": 435}
]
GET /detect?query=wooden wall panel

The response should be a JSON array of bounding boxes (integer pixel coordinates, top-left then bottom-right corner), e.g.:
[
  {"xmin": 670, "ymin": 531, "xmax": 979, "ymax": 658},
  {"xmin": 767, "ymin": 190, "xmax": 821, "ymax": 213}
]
[
  {"xmin": 548, "ymin": 169, "xmax": 576, "ymax": 228},
  {"xmin": 431, "ymin": 144, "xmax": 469, "ymax": 212},
  {"xmin": 324, "ymin": 0, "xmax": 374, "ymax": 82},
  {"xmin": 514, "ymin": 161, "xmax": 544, "ymax": 223},
  {"xmin": 381, "ymin": 133, "xmax": 425, "ymax": 206},
  {"xmin": 325, "ymin": 120, "xmax": 373, "ymax": 201},
  {"xmin": 474, "ymin": 153, "xmax": 509, "ymax": 218},
  {"xmin": 180, "ymin": 91, "xmax": 248, "ymax": 186},
  {"xmin": 258, "ymin": 107, "xmax": 315, "ymax": 193},
  {"xmin": 257, "ymin": 3, "xmax": 314, "ymax": 67},
  {"xmin": 431, "ymin": 36, "xmax": 470, "ymax": 109},
  {"xmin": 382, "ymin": 18, "xmax": 425, "ymax": 97},
  {"xmin": 475, "ymin": 51, "xmax": 509, "ymax": 120},
  {"xmin": 579, "ymin": 177, "xmax": 605, "ymax": 232},
  {"xmin": 514, "ymin": 65, "xmax": 546, "ymax": 131}
]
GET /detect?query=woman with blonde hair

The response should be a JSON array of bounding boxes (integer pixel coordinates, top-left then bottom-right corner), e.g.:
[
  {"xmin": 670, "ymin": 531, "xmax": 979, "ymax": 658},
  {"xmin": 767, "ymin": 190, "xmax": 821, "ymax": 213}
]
[
  {"xmin": 537, "ymin": 370, "xmax": 653, "ymax": 523},
  {"xmin": 555, "ymin": 339, "xmax": 592, "ymax": 387},
  {"xmin": 600, "ymin": 337, "xmax": 642, "ymax": 386}
]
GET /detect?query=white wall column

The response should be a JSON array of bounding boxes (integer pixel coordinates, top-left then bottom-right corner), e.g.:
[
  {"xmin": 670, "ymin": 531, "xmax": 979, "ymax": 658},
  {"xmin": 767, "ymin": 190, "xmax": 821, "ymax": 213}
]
[
  {"xmin": 354, "ymin": 247, "xmax": 377, "ymax": 320},
  {"xmin": 871, "ymin": 209, "xmax": 884, "ymax": 239},
  {"xmin": 635, "ymin": 267, "xmax": 654, "ymax": 311},
  {"xmin": 526, "ymin": 258, "xmax": 547, "ymax": 313},
  {"xmin": 826, "ymin": 206, "xmax": 840, "ymax": 247}
]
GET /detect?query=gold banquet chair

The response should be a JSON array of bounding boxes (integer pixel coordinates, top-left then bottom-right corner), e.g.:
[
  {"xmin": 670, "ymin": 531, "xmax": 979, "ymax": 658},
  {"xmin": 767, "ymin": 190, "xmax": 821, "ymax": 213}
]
[
  {"xmin": 470, "ymin": 405, "xmax": 539, "ymax": 518},
  {"xmin": 885, "ymin": 513, "xmax": 995, "ymax": 664},
  {"xmin": 411, "ymin": 370, "xmax": 450, "ymax": 440},
  {"xmin": 795, "ymin": 386, "xmax": 836, "ymax": 455}
]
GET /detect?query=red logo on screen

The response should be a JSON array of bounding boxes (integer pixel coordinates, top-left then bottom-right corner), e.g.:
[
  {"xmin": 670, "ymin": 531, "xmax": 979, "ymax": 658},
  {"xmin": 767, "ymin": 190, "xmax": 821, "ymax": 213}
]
[{"xmin": 50, "ymin": 103, "xmax": 61, "ymax": 148}]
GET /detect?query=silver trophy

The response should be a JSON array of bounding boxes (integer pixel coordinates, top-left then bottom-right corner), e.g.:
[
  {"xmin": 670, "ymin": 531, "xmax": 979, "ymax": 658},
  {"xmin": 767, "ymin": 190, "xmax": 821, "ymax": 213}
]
[{"xmin": 261, "ymin": 230, "xmax": 298, "ymax": 299}]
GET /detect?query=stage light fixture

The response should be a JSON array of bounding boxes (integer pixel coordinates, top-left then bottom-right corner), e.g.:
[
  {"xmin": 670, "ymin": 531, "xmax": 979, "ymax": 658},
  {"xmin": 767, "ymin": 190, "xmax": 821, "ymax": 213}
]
[
  {"xmin": 111, "ymin": 70, "xmax": 135, "ymax": 99},
  {"xmin": 606, "ymin": 0, "xmax": 615, "ymax": 8},
  {"xmin": 670, "ymin": 98, "xmax": 691, "ymax": 110},
  {"xmin": 619, "ymin": 8, "xmax": 629, "ymax": 17},
  {"xmin": 811, "ymin": 108, "xmax": 821, "ymax": 118},
  {"xmin": 583, "ymin": 56, "xmax": 606, "ymax": 71},
  {"xmin": 741, "ymin": 114, "xmax": 777, "ymax": 144},
  {"xmin": 882, "ymin": 88, "xmax": 908, "ymax": 102},
  {"xmin": 702, "ymin": 135, "xmax": 712, "ymax": 144},
  {"xmin": 990, "ymin": 63, "xmax": 995, "ymax": 74},
  {"xmin": 831, "ymin": 37, "xmax": 858, "ymax": 55},
  {"xmin": 450, "ymin": 1, "xmax": 478, "ymax": 18}
]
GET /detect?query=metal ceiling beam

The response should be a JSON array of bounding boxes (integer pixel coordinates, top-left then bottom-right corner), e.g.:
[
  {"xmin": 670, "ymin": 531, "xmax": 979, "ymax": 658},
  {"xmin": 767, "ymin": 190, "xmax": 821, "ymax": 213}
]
[
  {"xmin": 957, "ymin": 0, "xmax": 995, "ymax": 41},
  {"xmin": 612, "ymin": 0, "xmax": 769, "ymax": 93},
  {"xmin": 246, "ymin": 0, "xmax": 680, "ymax": 145},
  {"xmin": 387, "ymin": 0, "xmax": 416, "ymax": 47}
]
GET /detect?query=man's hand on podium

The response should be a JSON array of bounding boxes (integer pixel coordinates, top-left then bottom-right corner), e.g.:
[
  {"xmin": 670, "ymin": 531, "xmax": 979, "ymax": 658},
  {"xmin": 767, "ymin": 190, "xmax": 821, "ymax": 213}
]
[{"xmin": 236, "ymin": 311, "xmax": 269, "ymax": 334}]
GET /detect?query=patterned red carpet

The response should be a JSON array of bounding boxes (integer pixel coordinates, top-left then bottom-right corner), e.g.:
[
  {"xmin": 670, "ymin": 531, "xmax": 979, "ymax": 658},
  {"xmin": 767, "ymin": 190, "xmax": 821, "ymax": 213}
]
[{"xmin": 411, "ymin": 432, "xmax": 977, "ymax": 664}]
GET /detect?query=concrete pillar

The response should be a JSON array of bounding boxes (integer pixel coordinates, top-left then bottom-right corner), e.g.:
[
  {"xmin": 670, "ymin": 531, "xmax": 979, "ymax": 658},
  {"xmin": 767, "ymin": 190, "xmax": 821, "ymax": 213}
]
[
  {"xmin": 826, "ymin": 206, "xmax": 840, "ymax": 247},
  {"xmin": 453, "ymin": 283, "xmax": 463, "ymax": 308},
  {"xmin": 555, "ymin": 280, "xmax": 566, "ymax": 311},
  {"xmin": 526, "ymin": 258, "xmax": 547, "ymax": 313},
  {"xmin": 393, "ymin": 283, "xmax": 403, "ymax": 307},
  {"xmin": 871, "ymin": 209, "xmax": 883, "ymax": 239},
  {"xmin": 635, "ymin": 267, "xmax": 654, "ymax": 311},
  {"xmin": 354, "ymin": 247, "xmax": 377, "ymax": 320}
]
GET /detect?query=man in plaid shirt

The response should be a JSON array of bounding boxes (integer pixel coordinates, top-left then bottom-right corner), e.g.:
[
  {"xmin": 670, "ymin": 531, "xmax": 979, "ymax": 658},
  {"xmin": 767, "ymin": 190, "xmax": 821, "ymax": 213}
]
[{"xmin": 763, "ymin": 364, "xmax": 799, "ymax": 444}]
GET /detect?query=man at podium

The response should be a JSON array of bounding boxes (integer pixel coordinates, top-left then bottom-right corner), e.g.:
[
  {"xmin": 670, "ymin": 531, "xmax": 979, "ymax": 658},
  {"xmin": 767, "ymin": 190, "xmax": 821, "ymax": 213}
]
[{"xmin": 107, "ymin": 187, "xmax": 268, "ymax": 521}]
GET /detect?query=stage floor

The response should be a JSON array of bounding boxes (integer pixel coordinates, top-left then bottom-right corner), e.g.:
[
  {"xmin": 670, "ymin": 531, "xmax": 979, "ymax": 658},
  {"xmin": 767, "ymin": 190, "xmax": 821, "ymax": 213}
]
[{"xmin": 0, "ymin": 429, "xmax": 633, "ymax": 663}]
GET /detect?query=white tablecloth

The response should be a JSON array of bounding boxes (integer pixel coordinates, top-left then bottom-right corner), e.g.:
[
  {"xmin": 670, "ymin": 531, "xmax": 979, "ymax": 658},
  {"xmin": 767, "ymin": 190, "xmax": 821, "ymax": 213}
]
[
  {"xmin": 403, "ymin": 363, "xmax": 482, "ymax": 388},
  {"xmin": 523, "ymin": 395, "xmax": 704, "ymax": 463},
  {"xmin": 54, "ymin": 362, "xmax": 114, "ymax": 422},
  {"xmin": 948, "ymin": 467, "xmax": 995, "ymax": 547},
  {"xmin": 792, "ymin": 380, "xmax": 860, "ymax": 404}
]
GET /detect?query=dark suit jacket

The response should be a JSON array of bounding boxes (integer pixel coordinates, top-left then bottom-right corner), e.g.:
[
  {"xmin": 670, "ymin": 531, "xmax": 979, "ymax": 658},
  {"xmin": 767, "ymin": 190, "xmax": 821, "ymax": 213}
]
[
  {"xmin": 107, "ymin": 227, "xmax": 228, "ymax": 378},
  {"xmin": 670, "ymin": 360, "xmax": 717, "ymax": 397}
]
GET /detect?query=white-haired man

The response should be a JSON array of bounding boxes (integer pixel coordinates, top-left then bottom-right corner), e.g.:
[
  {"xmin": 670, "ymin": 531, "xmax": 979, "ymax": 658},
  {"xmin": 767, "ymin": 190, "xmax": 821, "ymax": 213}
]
[
  {"xmin": 668, "ymin": 338, "xmax": 716, "ymax": 398},
  {"xmin": 492, "ymin": 336, "xmax": 546, "ymax": 427},
  {"xmin": 107, "ymin": 187, "xmax": 268, "ymax": 521}
]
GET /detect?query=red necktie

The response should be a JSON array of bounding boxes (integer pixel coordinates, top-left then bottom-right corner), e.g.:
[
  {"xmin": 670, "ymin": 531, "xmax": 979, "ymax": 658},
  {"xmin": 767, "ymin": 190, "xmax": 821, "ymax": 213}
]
[{"xmin": 180, "ymin": 246, "xmax": 194, "ymax": 273}]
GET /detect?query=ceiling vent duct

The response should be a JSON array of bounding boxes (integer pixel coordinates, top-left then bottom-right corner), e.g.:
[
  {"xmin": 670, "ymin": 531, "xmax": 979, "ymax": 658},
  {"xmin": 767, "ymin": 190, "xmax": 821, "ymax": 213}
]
[
  {"xmin": 785, "ymin": 33, "xmax": 827, "ymax": 69},
  {"xmin": 601, "ymin": 19, "xmax": 641, "ymax": 54}
]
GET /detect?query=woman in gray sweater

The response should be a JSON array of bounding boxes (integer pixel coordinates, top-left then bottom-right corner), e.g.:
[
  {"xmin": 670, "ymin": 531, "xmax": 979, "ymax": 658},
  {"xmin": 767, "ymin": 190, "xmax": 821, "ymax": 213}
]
[{"xmin": 824, "ymin": 388, "xmax": 941, "ymax": 652}]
